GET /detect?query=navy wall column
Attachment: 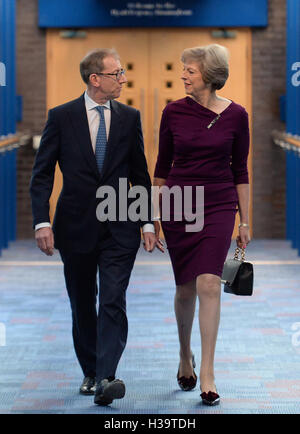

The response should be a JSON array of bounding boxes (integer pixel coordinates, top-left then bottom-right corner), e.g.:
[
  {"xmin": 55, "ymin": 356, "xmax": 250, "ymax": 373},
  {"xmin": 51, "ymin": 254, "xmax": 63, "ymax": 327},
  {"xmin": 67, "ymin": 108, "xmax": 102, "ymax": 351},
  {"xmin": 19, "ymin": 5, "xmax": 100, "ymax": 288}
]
[
  {"xmin": 0, "ymin": 0, "xmax": 17, "ymax": 256},
  {"xmin": 286, "ymin": 0, "xmax": 300, "ymax": 254},
  {"xmin": 0, "ymin": 0, "xmax": 16, "ymax": 135}
]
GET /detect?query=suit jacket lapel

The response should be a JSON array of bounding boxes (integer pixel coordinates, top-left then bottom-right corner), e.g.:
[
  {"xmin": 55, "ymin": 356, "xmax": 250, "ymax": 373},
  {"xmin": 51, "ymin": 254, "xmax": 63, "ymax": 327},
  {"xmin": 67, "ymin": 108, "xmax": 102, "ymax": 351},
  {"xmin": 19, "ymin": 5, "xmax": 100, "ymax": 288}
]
[{"xmin": 68, "ymin": 94, "xmax": 100, "ymax": 180}]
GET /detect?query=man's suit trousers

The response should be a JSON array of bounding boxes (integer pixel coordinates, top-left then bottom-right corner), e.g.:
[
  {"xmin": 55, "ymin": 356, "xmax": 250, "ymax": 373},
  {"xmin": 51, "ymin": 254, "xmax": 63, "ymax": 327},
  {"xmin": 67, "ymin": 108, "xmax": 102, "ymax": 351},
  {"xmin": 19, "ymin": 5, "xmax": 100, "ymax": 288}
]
[{"xmin": 59, "ymin": 226, "xmax": 139, "ymax": 381}]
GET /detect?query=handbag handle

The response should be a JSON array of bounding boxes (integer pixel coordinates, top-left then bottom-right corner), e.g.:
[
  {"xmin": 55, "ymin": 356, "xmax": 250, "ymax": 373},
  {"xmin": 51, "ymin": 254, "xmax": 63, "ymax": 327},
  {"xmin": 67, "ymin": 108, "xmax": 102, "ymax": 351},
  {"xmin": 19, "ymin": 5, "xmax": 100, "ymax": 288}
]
[{"xmin": 234, "ymin": 247, "xmax": 246, "ymax": 262}]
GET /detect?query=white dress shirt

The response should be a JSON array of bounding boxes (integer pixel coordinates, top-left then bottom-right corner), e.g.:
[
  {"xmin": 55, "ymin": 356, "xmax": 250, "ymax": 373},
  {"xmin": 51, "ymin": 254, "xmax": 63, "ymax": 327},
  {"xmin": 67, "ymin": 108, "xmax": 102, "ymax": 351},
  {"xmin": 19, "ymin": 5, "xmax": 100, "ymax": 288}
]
[
  {"xmin": 35, "ymin": 91, "xmax": 154, "ymax": 234},
  {"xmin": 84, "ymin": 90, "xmax": 111, "ymax": 150}
]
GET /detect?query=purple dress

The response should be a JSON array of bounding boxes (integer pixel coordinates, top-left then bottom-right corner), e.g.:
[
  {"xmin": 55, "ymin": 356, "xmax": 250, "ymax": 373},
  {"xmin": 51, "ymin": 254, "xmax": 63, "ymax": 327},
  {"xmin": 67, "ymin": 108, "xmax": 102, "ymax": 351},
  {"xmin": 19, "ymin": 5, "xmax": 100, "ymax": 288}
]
[{"xmin": 154, "ymin": 97, "xmax": 250, "ymax": 285}]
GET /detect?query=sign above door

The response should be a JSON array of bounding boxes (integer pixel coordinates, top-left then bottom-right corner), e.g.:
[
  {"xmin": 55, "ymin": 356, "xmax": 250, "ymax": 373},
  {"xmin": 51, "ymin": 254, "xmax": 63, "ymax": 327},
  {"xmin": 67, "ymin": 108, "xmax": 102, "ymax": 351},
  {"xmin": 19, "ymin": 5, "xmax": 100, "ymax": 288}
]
[{"xmin": 39, "ymin": 0, "xmax": 268, "ymax": 28}]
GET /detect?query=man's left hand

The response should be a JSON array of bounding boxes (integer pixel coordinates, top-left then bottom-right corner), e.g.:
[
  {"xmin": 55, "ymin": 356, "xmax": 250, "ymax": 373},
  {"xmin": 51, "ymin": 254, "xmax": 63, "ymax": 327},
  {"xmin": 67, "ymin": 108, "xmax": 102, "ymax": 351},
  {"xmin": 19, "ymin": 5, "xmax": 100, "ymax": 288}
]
[{"xmin": 143, "ymin": 232, "xmax": 157, "ymax": 252}]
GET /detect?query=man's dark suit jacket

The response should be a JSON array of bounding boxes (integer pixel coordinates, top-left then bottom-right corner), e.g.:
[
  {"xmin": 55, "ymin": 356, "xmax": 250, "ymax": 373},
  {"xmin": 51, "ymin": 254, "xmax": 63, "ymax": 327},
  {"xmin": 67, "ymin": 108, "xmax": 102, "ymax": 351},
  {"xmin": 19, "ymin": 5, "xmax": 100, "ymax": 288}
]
[{"xmin": 30, "ymin": 94, "xmax": 153, "ymax": 253}]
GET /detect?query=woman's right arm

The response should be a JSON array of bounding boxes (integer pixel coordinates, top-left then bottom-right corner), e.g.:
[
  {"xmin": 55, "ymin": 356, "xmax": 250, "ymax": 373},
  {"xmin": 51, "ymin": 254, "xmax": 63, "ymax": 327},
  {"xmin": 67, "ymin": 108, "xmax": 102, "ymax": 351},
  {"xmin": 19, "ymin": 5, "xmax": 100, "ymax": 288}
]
[
  {"xmin": 153, "ymin": 107, "xmax": 174, "ymax": 247},
  {"xmin": 153, "ymin": 107, "xmax": 174, "ymax": 181},
  {"xmin": 152, "ymin": 176, "xmax": 167, "ymax": 220},
  {"xmin": 153, "ymin": 177, "xmax": 166, "ymax": 187},
  {"xmin": 152, "ymin": 177, "xmax": 167, "ymax": 251}
]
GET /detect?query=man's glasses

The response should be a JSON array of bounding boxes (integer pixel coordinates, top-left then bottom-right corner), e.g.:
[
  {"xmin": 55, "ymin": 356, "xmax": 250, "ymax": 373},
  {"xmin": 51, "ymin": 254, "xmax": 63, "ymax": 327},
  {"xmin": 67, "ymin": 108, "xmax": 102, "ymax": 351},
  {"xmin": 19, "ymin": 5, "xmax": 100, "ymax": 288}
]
[{"xmin": 94, "ymin": 69, "xmax": 126, "ymax": 81}]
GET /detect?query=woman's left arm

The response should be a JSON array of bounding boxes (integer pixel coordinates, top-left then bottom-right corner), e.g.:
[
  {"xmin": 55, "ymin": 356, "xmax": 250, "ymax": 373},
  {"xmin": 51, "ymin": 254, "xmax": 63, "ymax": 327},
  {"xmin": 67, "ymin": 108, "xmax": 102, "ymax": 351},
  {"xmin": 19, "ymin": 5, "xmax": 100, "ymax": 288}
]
[
  {"xmin": 236, "ymin": 183, "xmax": 251, "ymax": 248},
  {"xmin": 231, "ymin": 108, "xmax": 251, "ymax": 248}
]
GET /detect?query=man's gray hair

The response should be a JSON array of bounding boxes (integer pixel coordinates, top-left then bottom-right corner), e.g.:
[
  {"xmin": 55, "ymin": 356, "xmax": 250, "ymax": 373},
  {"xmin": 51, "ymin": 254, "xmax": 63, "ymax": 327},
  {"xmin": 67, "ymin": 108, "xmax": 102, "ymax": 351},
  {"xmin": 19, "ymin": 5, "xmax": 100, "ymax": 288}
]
[
  {"xmin": 80, "ymin": 48, "xmax": 120, "ymax": 85},
  {"xmin": 181, "ymin": 44, "xmax": 229, "ymax": 91}
]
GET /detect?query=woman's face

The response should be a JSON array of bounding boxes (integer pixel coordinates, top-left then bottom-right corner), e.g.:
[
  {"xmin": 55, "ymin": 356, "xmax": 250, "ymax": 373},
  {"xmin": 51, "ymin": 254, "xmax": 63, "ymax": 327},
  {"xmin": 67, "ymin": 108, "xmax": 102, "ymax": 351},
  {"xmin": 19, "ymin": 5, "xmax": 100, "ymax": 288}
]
[{"xmin": 181, "ymin": 61, "xmax": 208, "ymax": 97}]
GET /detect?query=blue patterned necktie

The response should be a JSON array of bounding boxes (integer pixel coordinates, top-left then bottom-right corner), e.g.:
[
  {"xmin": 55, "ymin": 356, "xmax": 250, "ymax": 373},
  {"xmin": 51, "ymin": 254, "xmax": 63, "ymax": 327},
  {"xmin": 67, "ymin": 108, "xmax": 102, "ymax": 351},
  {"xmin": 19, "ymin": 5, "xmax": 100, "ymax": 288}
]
[{"xmin": 95, "ymin": 106, "xmax": 107, "ymax": 173}]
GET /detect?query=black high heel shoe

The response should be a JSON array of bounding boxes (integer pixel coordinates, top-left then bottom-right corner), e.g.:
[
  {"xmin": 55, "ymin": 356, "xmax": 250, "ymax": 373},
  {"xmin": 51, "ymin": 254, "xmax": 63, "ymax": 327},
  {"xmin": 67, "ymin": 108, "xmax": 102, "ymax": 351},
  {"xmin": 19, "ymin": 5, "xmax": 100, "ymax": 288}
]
[
  {"xmin": 177, "ymin": 354, "xmax": 197, "ymax": 391},
  {"xmin": 200, "ymin": 385, "xmax": 220, "ymax": 406}
]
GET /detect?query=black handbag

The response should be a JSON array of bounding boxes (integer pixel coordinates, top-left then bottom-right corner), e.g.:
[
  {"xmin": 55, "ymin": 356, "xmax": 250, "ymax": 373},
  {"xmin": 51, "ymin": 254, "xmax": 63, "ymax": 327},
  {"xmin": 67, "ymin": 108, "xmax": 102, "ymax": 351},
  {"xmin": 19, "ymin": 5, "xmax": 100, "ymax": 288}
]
[{"xmin": 221, "ymin": 247, "xmax": 253, "ymax": 296}]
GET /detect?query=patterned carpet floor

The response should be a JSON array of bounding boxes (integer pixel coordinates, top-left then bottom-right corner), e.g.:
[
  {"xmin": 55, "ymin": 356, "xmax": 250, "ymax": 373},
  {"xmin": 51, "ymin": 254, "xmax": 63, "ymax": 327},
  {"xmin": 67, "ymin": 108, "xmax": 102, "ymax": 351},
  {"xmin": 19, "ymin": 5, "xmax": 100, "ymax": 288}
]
[{"xmin": 0, "ymin": 239, "xmax": 300, "ymax": 414}]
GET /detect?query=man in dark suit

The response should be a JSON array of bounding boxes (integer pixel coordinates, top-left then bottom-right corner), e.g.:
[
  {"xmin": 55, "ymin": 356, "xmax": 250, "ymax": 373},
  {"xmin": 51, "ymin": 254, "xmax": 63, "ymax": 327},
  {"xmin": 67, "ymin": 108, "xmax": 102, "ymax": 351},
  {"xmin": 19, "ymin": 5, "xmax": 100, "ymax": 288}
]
[{"xmin": 30, "ymin": 48, "xmax": 157, "ymax": 406}]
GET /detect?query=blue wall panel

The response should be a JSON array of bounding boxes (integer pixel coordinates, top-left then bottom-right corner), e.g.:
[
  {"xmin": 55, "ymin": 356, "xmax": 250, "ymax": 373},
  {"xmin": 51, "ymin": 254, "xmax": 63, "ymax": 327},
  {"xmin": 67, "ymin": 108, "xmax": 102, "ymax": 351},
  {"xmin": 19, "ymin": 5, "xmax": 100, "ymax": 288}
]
[
  {"xmin": 0, "ymin": 0, "xmax": 17, "ymax": 255},
  {"xmin": 286, "ymin": 0, "xmax": 300, "ymax": 136},
  {"xmin": 38, "ymin": 0, "xmax": 268, "ymax": 28},
  {"xmin": 0, "ymin": 0, "xmax": 16, "ymax": 136},
  {"xmin": 286, "ymin": 0, "xmax": 300, "ymax": 253}
]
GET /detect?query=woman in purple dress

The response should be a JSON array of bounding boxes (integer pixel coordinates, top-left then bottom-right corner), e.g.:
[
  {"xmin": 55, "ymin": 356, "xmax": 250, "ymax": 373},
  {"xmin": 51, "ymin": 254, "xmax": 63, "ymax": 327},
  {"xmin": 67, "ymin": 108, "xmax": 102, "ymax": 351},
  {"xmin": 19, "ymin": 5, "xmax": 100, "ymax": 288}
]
[{"xmin": 153, "ymin": 44, "xmax": 251, "ymax": 405}]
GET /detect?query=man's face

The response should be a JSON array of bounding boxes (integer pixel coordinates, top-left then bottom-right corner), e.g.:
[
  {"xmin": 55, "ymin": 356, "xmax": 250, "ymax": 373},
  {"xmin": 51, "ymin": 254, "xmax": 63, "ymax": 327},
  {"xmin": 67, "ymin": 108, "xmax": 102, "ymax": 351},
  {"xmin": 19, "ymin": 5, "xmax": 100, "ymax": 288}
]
[{"xmin": 94, "ymin": 56, "xmax": 127, "ymax": 100}]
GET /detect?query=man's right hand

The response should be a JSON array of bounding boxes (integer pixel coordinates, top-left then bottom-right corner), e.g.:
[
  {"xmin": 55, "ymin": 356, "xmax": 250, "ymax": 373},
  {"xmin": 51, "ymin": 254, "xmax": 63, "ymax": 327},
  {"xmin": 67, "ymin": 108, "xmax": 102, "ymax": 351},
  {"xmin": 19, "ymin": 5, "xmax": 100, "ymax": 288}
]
[{"xmin": 35, "ymin": 227, "xmax": 54, "ymax": 256}]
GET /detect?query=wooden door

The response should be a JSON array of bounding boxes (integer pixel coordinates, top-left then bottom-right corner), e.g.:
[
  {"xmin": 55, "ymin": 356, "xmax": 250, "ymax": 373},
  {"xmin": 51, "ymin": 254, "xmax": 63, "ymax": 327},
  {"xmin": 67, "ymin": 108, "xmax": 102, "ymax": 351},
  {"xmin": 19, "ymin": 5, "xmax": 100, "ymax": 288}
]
[{"xmin": 46, "ymin": 28, "xmax": 252, "ymax": 235}]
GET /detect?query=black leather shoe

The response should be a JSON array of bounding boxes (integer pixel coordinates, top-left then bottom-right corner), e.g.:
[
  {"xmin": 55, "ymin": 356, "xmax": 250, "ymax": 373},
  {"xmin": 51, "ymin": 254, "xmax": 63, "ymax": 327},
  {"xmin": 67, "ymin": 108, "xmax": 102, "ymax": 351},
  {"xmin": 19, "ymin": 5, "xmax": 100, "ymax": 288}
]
[
  {"xmin": 79, "ymin": 377, "xmax": 96, "ymax": 395},
  {"xmin": 94, "ymin": 378, "xmax": 126, "ymax": 406},
  {"xmin": 177, "ymin": 354, "xmax": 197, "ymax": 391}
]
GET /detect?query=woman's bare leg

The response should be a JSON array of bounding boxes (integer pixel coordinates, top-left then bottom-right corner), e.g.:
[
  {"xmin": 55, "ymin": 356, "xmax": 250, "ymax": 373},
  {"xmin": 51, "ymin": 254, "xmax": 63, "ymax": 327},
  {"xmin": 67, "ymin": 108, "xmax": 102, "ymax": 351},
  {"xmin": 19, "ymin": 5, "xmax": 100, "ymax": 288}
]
[
  {"xmin": 196, "ymin": 273, "xmax": 221, "ymax": 392},
  {"xmin": 175, "ymin": 279, "xmax": 197, "ymax": 377}
]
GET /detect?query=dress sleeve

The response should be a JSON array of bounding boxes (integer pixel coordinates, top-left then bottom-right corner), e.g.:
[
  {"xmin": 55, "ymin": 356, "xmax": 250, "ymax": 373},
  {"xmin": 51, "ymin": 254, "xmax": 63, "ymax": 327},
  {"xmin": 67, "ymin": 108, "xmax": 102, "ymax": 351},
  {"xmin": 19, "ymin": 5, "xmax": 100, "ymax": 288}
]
[
  {"xmin": 154, "ymin": 107, "xmax": 174, "ymax": 179},
  {"xmin": 231, "ymin": 108, "xmax": 250, "ymax": 185}
]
